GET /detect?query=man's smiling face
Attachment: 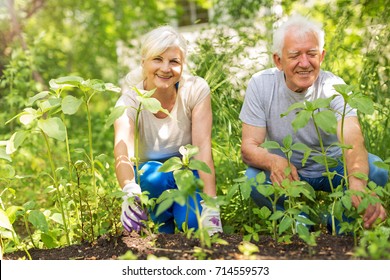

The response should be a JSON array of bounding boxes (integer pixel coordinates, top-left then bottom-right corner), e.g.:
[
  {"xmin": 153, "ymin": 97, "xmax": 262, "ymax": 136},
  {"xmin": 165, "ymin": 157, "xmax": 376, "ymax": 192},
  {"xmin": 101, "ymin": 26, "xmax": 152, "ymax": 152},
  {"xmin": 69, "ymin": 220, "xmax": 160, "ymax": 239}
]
[{"xmin": 273, "ymin": 29, "xmax": 325, "ymax": 92}]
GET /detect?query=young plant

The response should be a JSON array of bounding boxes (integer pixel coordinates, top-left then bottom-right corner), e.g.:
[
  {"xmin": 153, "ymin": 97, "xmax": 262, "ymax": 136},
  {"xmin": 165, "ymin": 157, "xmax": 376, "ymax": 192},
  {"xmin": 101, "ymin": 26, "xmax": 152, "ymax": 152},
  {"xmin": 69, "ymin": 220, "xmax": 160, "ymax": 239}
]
[
  {"xmin": 156, "ymin": 144, "xmax": 213, "ymax": 248},
  {"xmin": 5, "ymin": 76, "xmax": 121, "ymax": 247},
  {"xmin": 281, "ymin": 83, "xmax": 378, "ymax": 236},
  {"xmin": 260, "ymin": 135, "xmax": 316, "ymax": 243}
]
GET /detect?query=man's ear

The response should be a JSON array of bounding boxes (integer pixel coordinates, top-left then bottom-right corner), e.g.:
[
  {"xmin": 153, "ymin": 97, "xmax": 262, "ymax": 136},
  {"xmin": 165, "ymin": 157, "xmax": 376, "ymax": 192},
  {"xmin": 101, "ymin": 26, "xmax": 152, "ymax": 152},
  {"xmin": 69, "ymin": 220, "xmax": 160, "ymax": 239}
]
[
  {"xmin": 319, "ymin": 49, "xmax": 326, "ymax": 65},
  {"xmin": 273, "ymin": 53, "xmax": 283, "ymax": 70}
]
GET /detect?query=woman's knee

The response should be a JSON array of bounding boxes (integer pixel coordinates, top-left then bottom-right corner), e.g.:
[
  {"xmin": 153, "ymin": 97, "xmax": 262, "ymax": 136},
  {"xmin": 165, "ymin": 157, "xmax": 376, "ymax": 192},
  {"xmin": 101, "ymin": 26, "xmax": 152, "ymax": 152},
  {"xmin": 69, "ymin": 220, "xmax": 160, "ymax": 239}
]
[{"xmin": 137, "ymin": 161, "xmax": 170, "ymax": 197}]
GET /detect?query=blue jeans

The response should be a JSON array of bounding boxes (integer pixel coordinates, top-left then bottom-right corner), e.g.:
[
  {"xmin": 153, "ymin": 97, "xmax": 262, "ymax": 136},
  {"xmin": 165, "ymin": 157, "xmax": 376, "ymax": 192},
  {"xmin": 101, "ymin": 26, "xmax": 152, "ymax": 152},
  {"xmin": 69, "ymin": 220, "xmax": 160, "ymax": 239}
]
[
  {"xmin": 247, "ymin": 153, "xmax": 388, "ymax": 224},
  {"xmin": 134, "ymin": 161, "xmax": 202, "ymax": 233}
]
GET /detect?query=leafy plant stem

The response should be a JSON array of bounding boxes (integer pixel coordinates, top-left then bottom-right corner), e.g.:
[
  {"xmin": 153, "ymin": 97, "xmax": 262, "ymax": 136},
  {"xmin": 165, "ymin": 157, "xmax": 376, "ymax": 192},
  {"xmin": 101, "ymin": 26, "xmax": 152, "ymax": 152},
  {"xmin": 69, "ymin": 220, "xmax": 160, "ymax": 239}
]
[
  {"xmin": 312, "ymin": 112, "xmax": 337, "ymax": 235},
  {"xmin": 134, "ymin": 103, "xmax": 142, "ymax": 185},
  {"xmin": 41, "ymin": 130, "xmax": 71, "ymax": 245},
  {"xmin": 85, "ymin": 96, "xmax": 97, "ymax": 202},
  {"xmin": 23, "ymin": 215, "xmax": 37, "ymax": 248},
  {"xmin": 192, "ymin": 193, "xmax": 205, "ymax": 248}
]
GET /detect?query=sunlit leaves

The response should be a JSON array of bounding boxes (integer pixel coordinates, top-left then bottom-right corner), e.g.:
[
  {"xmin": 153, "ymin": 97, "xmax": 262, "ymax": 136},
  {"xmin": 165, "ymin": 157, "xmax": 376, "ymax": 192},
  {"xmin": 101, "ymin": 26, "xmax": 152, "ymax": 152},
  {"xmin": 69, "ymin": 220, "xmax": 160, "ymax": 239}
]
[
  {"xmin": 313, "ymin": 110, "xmax": 337, "ymax": 134},
  {"xmin": 0, "ymin": 209, "xmax": 14, "ymax": 232},
  {"xmin": 6, "ymin": 130, "xmax": 29, "ymax": 154},
  {"xmin": 61, "ymin": 95, "xmax": 83, "ymax": 115},
  {"xmin": 38, "ymin": 118, "xmax": 66, "ymax": 141},
  {"xmin": 158, "ymin": 157, "xmax": 183, "ymax": 173},
  {"xmin": 105, "ymin": 106, "xmax": 127, "ymax": 128}
]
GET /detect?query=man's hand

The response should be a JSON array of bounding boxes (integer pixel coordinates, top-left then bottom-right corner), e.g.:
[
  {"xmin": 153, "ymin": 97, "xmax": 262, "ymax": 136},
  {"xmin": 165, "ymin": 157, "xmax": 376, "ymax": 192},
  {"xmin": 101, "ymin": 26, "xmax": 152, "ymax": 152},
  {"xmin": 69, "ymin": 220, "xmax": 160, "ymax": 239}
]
[
  {"xmin": 200, "ymin": 200, "xmax": 223, "ymax": 236},
  {"xmin": 350, "ymin": 193, "xmax": 387, "ymax": 229},
  {"xmin": 349, "ymin": 177, "xmax": 387, "ymax": 229},
  {"xmin": 269, "ymin": 156, "xmax": 299, "ymax": 186},
  {"xmin": 120, "ymin": 182, "xmax": 148, "ymax": 232}
]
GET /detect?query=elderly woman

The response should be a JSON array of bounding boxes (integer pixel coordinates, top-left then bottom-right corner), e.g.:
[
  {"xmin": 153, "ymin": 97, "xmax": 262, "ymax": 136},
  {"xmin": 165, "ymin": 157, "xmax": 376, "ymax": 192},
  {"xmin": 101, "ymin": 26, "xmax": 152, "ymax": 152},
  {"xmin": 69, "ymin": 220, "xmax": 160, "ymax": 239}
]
[{"xmin": 114, "ymin": 26, "xmax": 222, "ymax": 235}]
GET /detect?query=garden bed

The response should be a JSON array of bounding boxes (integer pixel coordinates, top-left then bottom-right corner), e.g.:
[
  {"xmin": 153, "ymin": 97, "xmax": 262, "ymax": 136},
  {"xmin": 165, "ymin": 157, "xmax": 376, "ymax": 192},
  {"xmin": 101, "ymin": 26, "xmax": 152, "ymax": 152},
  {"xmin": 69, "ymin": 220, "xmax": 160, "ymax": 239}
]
[{"xmin": 3, "ymin": 231, "xmax": 358, "ymax": 260}]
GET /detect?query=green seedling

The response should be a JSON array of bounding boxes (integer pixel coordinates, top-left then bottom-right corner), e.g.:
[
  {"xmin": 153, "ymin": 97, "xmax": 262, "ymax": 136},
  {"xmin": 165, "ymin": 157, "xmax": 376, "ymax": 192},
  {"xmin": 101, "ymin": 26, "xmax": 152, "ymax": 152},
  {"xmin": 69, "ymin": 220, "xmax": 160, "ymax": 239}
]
[{"xmin": 156, "ymin": 144, "xmax": 214, "ymax": 248}]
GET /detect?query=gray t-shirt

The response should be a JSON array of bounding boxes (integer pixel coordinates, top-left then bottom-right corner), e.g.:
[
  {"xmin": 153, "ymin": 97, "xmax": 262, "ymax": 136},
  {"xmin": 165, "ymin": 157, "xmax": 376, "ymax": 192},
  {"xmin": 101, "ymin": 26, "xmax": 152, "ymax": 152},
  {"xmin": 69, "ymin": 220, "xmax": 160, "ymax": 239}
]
[{"xmin": 239, "ymin": 68, "xmax": 357, "ymax": 177}]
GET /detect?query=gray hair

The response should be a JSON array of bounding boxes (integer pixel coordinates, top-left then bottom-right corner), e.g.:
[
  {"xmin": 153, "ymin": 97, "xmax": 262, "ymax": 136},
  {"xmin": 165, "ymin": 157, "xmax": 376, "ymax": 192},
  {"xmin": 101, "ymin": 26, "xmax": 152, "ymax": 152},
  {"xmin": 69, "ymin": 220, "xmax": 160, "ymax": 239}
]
[
  {"xmin": 272, "ymin": 14, "xmax": 325, "ymax": 57},
  {"xmin": 141, "ymin": 25, "xmax": 188, "ymax": 62}
]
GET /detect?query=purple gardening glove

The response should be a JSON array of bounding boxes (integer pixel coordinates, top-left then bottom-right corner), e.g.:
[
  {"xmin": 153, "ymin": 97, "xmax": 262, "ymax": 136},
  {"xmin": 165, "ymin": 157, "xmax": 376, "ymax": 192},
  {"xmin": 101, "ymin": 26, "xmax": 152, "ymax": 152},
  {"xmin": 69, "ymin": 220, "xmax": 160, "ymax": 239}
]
[
  {"xmin": 120, "ymin": 182, "xmax": 148, "ymax": 232},
  {"xmin": 200, "ymin": 200, "xmax": 223, "ymax": 236}
]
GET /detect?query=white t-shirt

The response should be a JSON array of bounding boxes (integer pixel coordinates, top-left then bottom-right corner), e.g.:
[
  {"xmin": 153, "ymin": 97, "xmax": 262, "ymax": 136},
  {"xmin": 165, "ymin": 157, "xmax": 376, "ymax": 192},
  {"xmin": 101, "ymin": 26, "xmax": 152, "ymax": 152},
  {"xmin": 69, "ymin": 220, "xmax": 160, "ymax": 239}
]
[
  {"xmin": 116, "ymin": 74, "xmax": 210, "ymax": 163},
  {"xmin": 239, "ymin": 68, "xmax": 357, "ymax": 177}
]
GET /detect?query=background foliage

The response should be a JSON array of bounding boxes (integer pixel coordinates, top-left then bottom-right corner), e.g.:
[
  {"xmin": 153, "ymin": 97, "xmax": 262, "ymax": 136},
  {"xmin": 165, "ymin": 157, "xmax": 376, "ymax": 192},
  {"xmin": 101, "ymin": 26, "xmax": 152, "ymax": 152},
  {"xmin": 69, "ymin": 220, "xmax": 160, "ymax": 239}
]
[{"xmin": 0, "ymin": 0, "xmax": 389, "ymax": 254}]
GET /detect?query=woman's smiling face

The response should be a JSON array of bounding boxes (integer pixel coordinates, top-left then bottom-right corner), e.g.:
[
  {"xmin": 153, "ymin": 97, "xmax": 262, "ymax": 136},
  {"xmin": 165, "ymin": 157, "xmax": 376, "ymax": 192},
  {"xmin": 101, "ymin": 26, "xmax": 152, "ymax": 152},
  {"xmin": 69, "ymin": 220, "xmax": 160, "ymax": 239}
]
[
  {"xmin": 142, "ymin": 46, "xmax": 183, "ymax": 91},
  {"xmin": 273, "ymin": 30, "xmax": 325, "ymax": 92}
]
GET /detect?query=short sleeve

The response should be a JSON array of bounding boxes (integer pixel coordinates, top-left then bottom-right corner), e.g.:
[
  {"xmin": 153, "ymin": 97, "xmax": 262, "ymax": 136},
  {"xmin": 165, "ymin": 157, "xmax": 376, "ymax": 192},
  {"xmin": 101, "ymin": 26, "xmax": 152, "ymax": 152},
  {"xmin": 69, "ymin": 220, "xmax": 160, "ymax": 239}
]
[{"xmin": 239, "ymin": 76, "xmax": 267, "ymax": 127}]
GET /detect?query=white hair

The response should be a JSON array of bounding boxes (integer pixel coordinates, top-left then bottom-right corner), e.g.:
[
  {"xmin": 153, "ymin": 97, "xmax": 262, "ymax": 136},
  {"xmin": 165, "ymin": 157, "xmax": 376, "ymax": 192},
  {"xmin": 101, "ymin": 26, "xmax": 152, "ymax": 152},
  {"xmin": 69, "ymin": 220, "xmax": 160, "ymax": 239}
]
[{"xmin": 272, "ymin": 14, "xmax": 325, "ymax": 57}]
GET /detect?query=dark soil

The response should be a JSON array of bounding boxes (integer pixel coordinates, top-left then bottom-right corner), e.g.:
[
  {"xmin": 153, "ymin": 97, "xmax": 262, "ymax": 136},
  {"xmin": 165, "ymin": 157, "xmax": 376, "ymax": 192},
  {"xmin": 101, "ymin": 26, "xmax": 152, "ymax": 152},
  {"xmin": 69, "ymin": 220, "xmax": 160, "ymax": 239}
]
[{"xmin": 3, "ymin": 231, "xmax": 360, "ymax": 260}]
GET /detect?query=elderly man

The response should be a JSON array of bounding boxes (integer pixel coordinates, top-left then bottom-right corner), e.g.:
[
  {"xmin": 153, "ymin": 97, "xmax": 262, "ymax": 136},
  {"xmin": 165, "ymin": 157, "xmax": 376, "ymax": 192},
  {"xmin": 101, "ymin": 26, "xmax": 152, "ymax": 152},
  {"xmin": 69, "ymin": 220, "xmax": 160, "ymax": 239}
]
[{"xmin": 239, "ymin": 14, "xmax": 388, "ymax": 231}]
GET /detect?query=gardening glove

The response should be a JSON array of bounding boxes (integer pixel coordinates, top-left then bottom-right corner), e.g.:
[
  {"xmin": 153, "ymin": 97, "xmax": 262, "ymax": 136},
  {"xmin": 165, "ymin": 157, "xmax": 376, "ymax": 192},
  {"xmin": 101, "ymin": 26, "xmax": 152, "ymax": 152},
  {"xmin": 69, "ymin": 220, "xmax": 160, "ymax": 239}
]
[
  {"xmin": 200, "ymin": 200, "xmax": 223, "ymax": 236},
  {"xmin": 120, "ymin": 182, "xmax": 148, "ymax": 232}
]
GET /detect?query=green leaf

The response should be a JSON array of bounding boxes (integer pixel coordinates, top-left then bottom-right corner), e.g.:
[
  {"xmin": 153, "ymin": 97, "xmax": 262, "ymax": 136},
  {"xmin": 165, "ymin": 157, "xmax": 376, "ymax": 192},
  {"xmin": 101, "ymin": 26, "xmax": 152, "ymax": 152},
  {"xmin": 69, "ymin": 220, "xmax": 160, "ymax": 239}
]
[
  {"xmin": 312, "ymin": 155, "xmax": 339, "ymax": 168},
  {"xmin": 41, "ymin": 233, "xmax": 57, "ymax": 248},
  {"xmin": 155, "ymin": 198, "xmax": 174, "ymax": 217},
  {"xmin": 260, "ymin": 141, "xmax": 280, "ymax": 150},
  {"xmin": 292, "ymin": 110, "xmax": 312, "ymax": 132},
  {"xmin": 243, "ymin": 224, "xmax": 254, "ymax": 233},
  {"xmin": 105, "ymin": 106, "xmax": 127, "ymax": 128},
  {"xmin": 283, "ymin": 135, "xmax": 293, "ymax": 148},
  {"xmin": 104, "ymin": 83, "xmax": 121, "ymax": 93},
  {"xmin": 279, "ymin": 216, "xmax": 293, "ymax": 234},
  {"xmin": 256, "ymin": 184, "xmax": 274, "ymax": 198},
  {"xmin": 0, "ymin": 164, "xmax": 15, "ymax": 178},
  {"xmin": 257, "ymin": 206, "xmax": 272, "ymax": 219},
  {"xmin": 333, "ymin": 84, "xmax": 354, "ymax": 97},
  {"xmin": 349, "ymin": 95, "xmax": 374, "ymax": 114},
  {"xmin": 312, "ymin": 96, "xmax": 334, "ymax": 110},
  {"xmin": 28, "ymin": 210, "xmax": 49, "ymax": 233},
  {"xmin": 138, "ymin": 96, "xmax": 162, "ymax": 114},
  {"xmin": 81, "ymin": 79, "xmax": 106, "ymax": 92},
  {"xmin": 373, "ymin": 161, "xmax": 389, "ymax": 171},
  {"xmin": 0, "ymin": 147, "xmax": 12, "ymax": 162},
  {"xmin": 291, "ymin": 142, "xmax": 311, "ymax": 151},
  {"xmin": 38, "ymin": 117, "xmax": 66, "ymax": 141},
  {"xmin": 134, "ymin": 87, "xmax": 156, "ymax": 98},
  {"xmin": 313, "ymin": 110, "xmax": 337, "ymax": 134},
  {"xmin": 173, "ymin": 169, "xmax": 194, "ymax": 191},
  {"xmin": 341, "ymin": 195, "xmax": 352, "ymax": 210},
  {"xmin": 6, "ymin": 130, "xmax": 29, "ymax": 154},
  {"xmin": 158, "ymin": 157, "xmax": 183, "ymax": 172},
  {"xmin": 0, "ymin": 209, "xmax": 14, "ymax": 232},
  {"xmin": 49, "ymin": 213, "xmax": 63, "ymax": 225},
  {"xmin": 62, "ymin": 95, "xmax": 83, "ymax": 115},
  {"xmin": 296, "ymin": 223, "xmax": 310, "ymax": 237},
  {"xmin": 240, "ymin": 181, "xmax": 252, "ymax": 200},
  {"xmin": 188, "ymin": 159, "xmax": 211, "ymax": 173},
  {"xmin": 39, "ymin": 97, "xmax": 62, "ymax": 113},
  {"xmin": 27, "ymin": 91, "xmax": 50, "ymax": 106},
  {"xmin": 350, "ymin": 172, "xmax": 368, "ymax": 181},
  {"xmin": 51, "ymin": 76, "xmax": 83, "ymax": 88},
  {"xmin": 19, "ymin": 108, "xmax": 38, "ymax": 125},
  {"xmin": 281, "ymin": 102, "xmax": 306, "ymax": 117},
  {"xmin": 270, "ymin": 211, "xmax": 284, "ymax": 221}
]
